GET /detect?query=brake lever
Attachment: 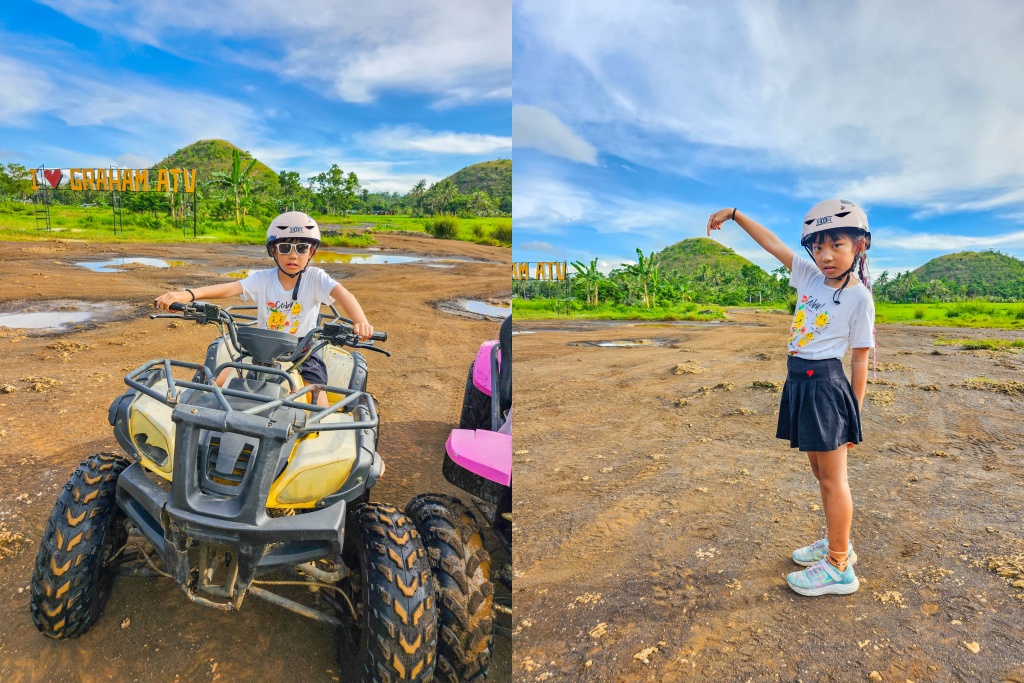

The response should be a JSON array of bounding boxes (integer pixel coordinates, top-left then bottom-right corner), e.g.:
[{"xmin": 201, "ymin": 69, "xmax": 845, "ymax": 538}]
[{"xmin": 356, "ymin": 343, "xmax": 391, "ymax": 357}]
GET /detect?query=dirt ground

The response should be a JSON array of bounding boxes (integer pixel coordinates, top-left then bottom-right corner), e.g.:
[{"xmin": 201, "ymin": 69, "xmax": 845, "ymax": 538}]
[
  {"xmin": 512, "ymin": 313, "xmax": 1024, "ymax": 682},
  {"xmin": 0, "ymin": 234, "xmax": 510, "ymax": 682}
]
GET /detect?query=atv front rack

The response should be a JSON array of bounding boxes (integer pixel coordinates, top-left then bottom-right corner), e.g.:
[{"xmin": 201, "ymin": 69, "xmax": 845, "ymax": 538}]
[{"xmin": 124, "ymin": 358, "xmax": 378, "ymax": 435}]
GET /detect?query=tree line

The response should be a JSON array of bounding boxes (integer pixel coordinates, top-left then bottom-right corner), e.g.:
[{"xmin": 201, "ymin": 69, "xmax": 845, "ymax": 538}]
[
  {"xmin": 513, "ymin": 249, "xmax": 1024, "ymax": 307},
  {"xmin": 0, "ymin": 155, "xmax": 509, "ymax": 227}
]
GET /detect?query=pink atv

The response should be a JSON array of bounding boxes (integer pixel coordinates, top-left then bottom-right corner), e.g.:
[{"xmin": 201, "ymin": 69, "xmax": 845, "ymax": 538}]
[{"xmin": 406, "ymin": 316, "xmax": 511, "ymax": 683}]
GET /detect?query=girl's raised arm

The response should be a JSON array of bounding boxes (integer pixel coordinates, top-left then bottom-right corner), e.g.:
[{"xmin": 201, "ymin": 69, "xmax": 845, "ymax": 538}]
[{"xmin": 707, "ymin": 208, "xmax": 794, "ymax": 271}]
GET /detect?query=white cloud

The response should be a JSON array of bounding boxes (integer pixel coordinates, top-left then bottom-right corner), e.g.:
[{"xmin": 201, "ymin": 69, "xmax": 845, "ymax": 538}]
[
  {"xmin": 0, "ymin": 54, "xmax": 52, "ymax": 124},
  {"xmin": 360, "ymin": 126, "xmax": 511, "ymax": 155},
  {"xmin": 39, "ymin": 0, "xmax": 511, "ymax": 106},
  {"xmin": 0, "ymin": 50, "xmax": 262, "ymax": 147},
  {"xmin": 516, "ymin": 0, "xmax": 1024, "ymax": 212},
  {"xmin": 873, "ymin": 227, "xmax": 1024, "ymax": 251},
  {"xmin": 516, "ymin": 240, "xmax": 561, "ymax": 255},
  {"xmin": 115, "ymin": 153, "xmax": 154, "ymax": 168},
  {"xmin": 513, "ymin": 105, "xmax": 596, "ymax": 164}
]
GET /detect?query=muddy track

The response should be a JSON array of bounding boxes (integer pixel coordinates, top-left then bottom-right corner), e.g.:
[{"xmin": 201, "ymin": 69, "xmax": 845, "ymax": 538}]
[
  {"xmin": 0, "ymin": 235, "xmax": 510, "ymax": 682},
  {"xmin": 513, "ymin": 313, "xmax": 1024, "ymax": 682}
]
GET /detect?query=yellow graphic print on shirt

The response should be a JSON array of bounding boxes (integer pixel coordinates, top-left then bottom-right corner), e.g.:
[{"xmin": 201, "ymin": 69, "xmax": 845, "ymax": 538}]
[
  {"xmin": 266, "ymin": 301, "xmax": 303, "ymax": 334},
  {"xmin": 789, "ymin": 295, "xmax": 831, "ymax": 354}
]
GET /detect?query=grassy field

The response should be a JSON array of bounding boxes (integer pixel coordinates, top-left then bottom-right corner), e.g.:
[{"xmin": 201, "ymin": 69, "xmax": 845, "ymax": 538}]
[
  {"xmin": 512, "ymin": 298, "xmax": 727, "ymax": 321},
  {"xmin": 0, "ymin": 202, "xmax": 510, "ymax": 248},
  {"xmin": 317, "ymin": 213, "xmax": 511, "ymax": 246}
]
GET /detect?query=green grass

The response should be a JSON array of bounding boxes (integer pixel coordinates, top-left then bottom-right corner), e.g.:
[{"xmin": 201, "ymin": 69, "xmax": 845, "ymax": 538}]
[
  {"xmin": 875, "ymin": 302, "xmax": 1024, "ymax": 330},
  {"xmin": 0, "ymin": 205, "xmax": 507, "ymax": 248},
  {"xmin": 316, "ymin": 213, "xmax": 511, "ymax": 247},
  {"xmin": 933, "ymin": 336, "xmax": 1024, "ymax": 351},
  {"xmin": 512, "ymin": 299, "xmax": 727, "ymax": 321}
]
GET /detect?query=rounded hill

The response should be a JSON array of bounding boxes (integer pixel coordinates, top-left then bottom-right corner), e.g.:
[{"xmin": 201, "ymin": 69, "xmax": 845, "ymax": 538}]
[
  {"xmin": 912, "ymin": 250, "xmax": 1024, "ymax": 288},
  {"xmin": 155, "ymin": 139, "xmax": 279, "ymax": 194},
  {"xmin": 444, "ymin": 159, "xmax": 511, "ymax": 201},
  {"xmin": 651, "ymin": 237, "xmax": 760, "ymax": 279}
]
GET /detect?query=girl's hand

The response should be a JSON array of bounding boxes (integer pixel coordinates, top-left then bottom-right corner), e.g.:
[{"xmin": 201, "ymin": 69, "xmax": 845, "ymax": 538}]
[
  {"xmin": 353, "ymin": 321, "xmax": 373, "ymax": 340},
  {"xmin": 707, "ymin": 208, "xmax": 736, "ymax": 236},
  {"xmin": 154, "ymin": 291, "xmax": 191, "ymax": 311}
]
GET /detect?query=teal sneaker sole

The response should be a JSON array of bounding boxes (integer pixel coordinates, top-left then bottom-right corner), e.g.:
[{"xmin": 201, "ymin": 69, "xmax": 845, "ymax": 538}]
[{"xmin": 787, "ymin": 574, "xmax": 860, "ymax": 596}]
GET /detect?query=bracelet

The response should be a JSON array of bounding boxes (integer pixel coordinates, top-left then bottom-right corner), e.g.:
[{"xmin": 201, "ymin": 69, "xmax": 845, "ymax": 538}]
[
  {"xmin": 731, "ymin": 208, "xmax": 737, "ymax": 221},
  {"xmin": 186, "ymin": 289, "xmax": 195, "ymax": 302}
]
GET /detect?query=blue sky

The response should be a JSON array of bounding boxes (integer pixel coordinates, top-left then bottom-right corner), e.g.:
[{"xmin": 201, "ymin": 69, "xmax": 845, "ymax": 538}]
[
  {"xmin": 513, "ymin": 0, "xmax": 1024, "ymax": 276},
  {"xmin": 0, "ymin": 1, "xmax": 510, "ymax": 193}
]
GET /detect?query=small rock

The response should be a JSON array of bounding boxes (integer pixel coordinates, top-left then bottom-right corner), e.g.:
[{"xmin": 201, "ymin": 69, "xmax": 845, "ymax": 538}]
[
  {"xmin": 121, "ymin": 617, "xmax": 131, "ymax": 629},
  {"xmin": 869, "ymin": 671, "xmax": 883, "ymax": 681},
  {"xmin": 1, "ymin": 385, "xmax": 16, "ymax": 394},
  {"xmin": 963, "ymin": 641, "xmax": 980, "ymax": 653}
]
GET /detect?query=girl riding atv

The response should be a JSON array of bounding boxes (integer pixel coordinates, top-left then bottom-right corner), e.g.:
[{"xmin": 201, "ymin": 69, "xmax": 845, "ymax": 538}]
[{"xmin": 155, "ymin": 211, "xmax": 373, "ymax": 406}]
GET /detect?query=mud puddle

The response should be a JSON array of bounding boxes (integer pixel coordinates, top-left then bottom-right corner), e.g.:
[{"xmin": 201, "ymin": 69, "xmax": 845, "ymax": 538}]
[
  {"xmin": 0, "ymin": 300, "xmax": 130, "ymax": 331},
  {"xmin": 567, "ymin": 338, "xmax": 673, "ymax": 348},
  {"xmin": 435, "ymin": 299, "xmax": 511, "ymax": 321},
  {"xmin": 73, "ymin": 257, "xmax": 186, "ymax": 272}
]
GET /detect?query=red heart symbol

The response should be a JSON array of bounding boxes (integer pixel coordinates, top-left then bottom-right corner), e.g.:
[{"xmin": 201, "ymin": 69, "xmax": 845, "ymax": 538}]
[
  {"xmin": 806, "ymin": 370, "xmax": 814, "ymax": 377},
  {"xmin": 43, "ymin": 169, "xmax": 63, "ymax": 189}
]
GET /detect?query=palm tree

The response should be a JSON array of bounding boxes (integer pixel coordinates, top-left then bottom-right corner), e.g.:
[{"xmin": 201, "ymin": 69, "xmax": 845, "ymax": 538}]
[{"xmin": 208, "ymin": 149, "xmax": 259, "ymax": 226}]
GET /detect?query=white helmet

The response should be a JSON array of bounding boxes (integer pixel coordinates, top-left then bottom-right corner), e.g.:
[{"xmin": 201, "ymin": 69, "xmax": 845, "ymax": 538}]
[
  {"xmin": 266, "ymin": 211, "xmax": 321, "ymax": 255},
  {"xmin": 801, "ymin": 199, "xmax": 870, "ymax": 249}
]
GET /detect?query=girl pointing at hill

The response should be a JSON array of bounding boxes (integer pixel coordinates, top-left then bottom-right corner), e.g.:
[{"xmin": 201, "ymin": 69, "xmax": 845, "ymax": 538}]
[{"xmin": 708, "ymin": 201, "xmax": 875, "ymax": 596}]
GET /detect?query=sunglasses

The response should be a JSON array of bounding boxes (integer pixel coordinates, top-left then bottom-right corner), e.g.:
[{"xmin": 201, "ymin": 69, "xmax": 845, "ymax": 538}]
[{"xmin": 275, "ymin": 242, "xmax": 312, "ymax": 255}]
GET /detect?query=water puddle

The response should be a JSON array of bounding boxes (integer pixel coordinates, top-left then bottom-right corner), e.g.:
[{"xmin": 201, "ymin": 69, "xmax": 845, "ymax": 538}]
[
  {"xmin": 74, "ymin": 257, "xmax": 185, "ymax": 272},
  {"xmin": 313, "ymin": 251, "xmax": 422, "ymax": 265},
  {"xmin": 462, "ymin": 300, "xmax": 512, "ymax": 318},
  {"xmin": 0, "ymin": 301, "xmax": 128, "ymax": 331},
  {"xmin": 434, "ymin": 299, "xmax": 511, "ymax": 320},
  {"xmin": 568, "ymin": 338, "xmax": 673, "ymax": 348}
]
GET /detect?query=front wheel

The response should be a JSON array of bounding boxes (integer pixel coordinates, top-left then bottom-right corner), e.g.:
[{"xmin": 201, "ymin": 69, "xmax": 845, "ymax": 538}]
[
  {"xmin": 29, "ymin": 453, "xmax": 130, "ymax": 638},
  {"xmin": 459, "ymin": 362, "xmax": 491, "ymax": 431},
  {"xmin": 337, "ymin": 503, "xmax": 437, "ymax": 683},
  {"xmin": 406, "ymin": 494, "xmax": 493, "ymax": 683}
]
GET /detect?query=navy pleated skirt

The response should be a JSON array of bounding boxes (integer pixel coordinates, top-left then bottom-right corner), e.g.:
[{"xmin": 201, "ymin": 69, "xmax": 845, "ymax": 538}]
[{"xmin": 775, "ymin": 356, "xmax": 862, "ymax": 452}]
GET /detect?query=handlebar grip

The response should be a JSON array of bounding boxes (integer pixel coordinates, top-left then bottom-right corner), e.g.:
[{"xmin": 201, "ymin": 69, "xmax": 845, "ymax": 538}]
[
  {"xmin": 169, "ymin": 303, "xmax": 186, "ymax": 312},
  {"xmin": 371, "ymin": 331, "xmax": 387, "ymax": 342}
]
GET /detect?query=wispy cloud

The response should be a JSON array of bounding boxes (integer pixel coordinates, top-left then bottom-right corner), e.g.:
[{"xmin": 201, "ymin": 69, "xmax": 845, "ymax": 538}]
[
  {"xmin": 516, "ymin": 0, "xmax": 1024, "ymax": 213},
  {"xmin": 38, "ymin": 0, "xmax": 511, "ymax": 106},
  {"xmin": 359, "ymin": 126, "xmax": 511, "ymax": 155},
  {"xmin": 873, "ymin": 227, "xmax": 1024, "ymax": 251},
  {"xmin": 513, "ymin": 105, "xmax": 596, "ymax": 164}
]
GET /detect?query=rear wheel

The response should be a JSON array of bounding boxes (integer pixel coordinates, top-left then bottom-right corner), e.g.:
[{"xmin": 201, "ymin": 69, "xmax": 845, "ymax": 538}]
[
  {"xmin": 29, "ymin": 452, "xmax": 130, "ymax": 638},
  {"xmin": 459, "ymin": 362, "xmax": 491, "ymax": 431},
  {"xmin": 337, "ymin": 503, "xmax": 437, "ymax": 683},
  {"xmin": 406, "ymin": 494, "xmax": 493, "ymax": 683}
]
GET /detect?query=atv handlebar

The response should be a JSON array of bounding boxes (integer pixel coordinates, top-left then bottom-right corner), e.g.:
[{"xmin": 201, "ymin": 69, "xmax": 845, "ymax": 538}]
[{"xmin": 153, "ymin": 301, "xmax": 389, "ymax": 359}]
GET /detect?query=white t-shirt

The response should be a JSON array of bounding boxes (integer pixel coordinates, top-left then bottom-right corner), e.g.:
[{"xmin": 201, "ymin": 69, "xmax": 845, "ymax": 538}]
[
  {"xmin": 239, "ymin": 267, "xmax": 339, "ymax": 337},
  {"xmin": 787, "ymin": 255, "xmax": 875, "ymax": 360}
]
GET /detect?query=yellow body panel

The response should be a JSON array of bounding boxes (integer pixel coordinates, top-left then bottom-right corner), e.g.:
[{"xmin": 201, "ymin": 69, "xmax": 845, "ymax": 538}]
[{"xmin": 267, "ymin": 413, "xmax": 359, "ymax": 507}]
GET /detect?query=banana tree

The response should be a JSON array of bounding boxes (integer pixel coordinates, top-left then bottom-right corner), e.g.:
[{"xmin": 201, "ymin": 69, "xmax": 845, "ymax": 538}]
[
  {"xmin": 208, "ymin": 149, "xmax": 259, "ymax": 226},
  {"xmin": 571, "ymin": 257, "xmax": 602, "ymax": 305}
]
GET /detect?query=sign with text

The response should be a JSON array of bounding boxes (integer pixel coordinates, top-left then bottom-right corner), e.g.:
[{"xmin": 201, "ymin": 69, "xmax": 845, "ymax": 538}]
[
  {"xmin": 512, "ymin": 261, "xmax": 567, "ymax": 281},
  {"xmin": 31, "ymin": 168, "xmax": 199, "ymax": 193}
]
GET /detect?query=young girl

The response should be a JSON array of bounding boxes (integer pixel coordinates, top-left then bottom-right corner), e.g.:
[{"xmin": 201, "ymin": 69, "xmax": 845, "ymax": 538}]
[
  {"xmin": 155, "ymin": 211, "xmax": 374, "ymax": 407},
  {"xmin": 707, "ymin": 200, "xmax": 875, "ymax": 596}
]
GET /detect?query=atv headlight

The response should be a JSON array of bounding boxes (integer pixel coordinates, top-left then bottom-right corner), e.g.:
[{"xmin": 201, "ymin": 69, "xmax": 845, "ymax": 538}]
[
  {"xmin": 130, "ymin": 412, "xmax": 170, "ymax": 468},
  {"xmin": 276, "ymin": 463, "xmax": 349, "ymax": 504}
]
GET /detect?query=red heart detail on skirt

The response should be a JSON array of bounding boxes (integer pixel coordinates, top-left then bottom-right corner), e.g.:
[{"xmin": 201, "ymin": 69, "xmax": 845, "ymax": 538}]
[
  {"xmin": 806, "ymin": 370, "xmax": 814, "ymax": 377},
  {"xmin": 43, "ymin": 169, "xmax": 63, "ymax": 189}
]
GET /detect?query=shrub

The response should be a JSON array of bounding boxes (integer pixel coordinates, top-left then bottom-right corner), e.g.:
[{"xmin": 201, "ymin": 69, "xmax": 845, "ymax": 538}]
[
  {"xmin": 913, "ymin": 305, "xmax": 926, "ymax": 320},
  {"xmin": 426, "ymin": 216, "xmax": 459, "ymax": 240},
  {"xmin": 471, "ymin": 224, "xmax": 485, "ymax": 239},
  {"xmin": 490, "ymin": 223, "xmax": 512, "ymax": 245}
]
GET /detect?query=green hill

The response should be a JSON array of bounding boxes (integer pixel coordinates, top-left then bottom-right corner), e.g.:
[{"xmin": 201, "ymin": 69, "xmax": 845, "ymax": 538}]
[
  {"xmin": 912, "ymin": 250, "xmax": 1024, "ymax": 287},
  {"xmin": 444, "ymin": 159, "xmax": 511, "ymax": 200},
  {"xmin": 651, "ymin": 237, "xmax": 760, "ymax": 278},
  {"xmin": 155, "ymin": 139, "xmax": 280, "ymax": 194}
]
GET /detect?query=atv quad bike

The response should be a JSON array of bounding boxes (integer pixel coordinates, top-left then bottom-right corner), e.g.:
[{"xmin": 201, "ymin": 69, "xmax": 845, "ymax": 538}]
[
  {"xmin": 406, "ymin": 316, "xmax": 512, "ymax": 683},
  {"xmin": 29, "ymin": 302, "xmax": 437, "ymax": 683}
]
